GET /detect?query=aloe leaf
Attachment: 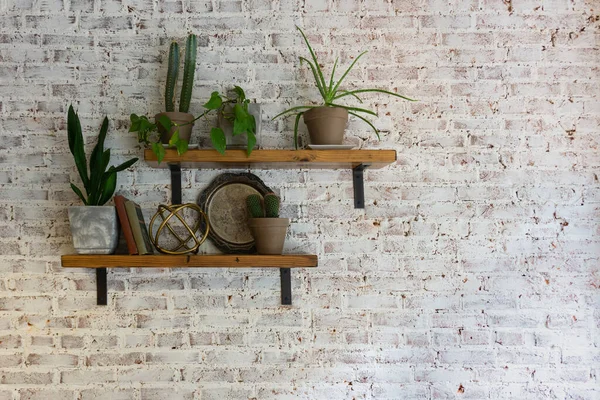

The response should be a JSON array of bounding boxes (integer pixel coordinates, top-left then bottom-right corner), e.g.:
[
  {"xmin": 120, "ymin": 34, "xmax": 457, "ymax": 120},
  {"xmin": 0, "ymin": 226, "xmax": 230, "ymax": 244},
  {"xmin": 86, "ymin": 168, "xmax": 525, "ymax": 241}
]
[
  {"xmin": 333, "ymin": 88, "xmax": 417, "ymax": 102},
  {"xmin": 272, "ymin": 105, "xmax": 317, "ymax": 120},
  {"xmin": 210, "ymin": 127, "xmax": 226, "ymax": 154},
  {"xmin": 165, "ymin": 41, "xmax": 180, "ymax": 112},
  {"xmin": 296, "ymin": 27, "xmax": 328, "ymax": 98},
  {"xmin": 67, "ymin": 105, "xmax": 89, "ymax": 192},
  {"xmin": 329, "ymin": 103, "xmax": 378, "ymax": 116},
  {"xmin": 97, "ymin": 170, "xmax": 117, "ymax": 206},
  {"xmin": 299, "ymin": 56, "xmax": 326, "ymax": 101},
  {"xmin": 328, "ymin": 57, "xmax": 338, "ymax": 93},
  {"xmin": 246, "ymin": 131, "xmax": 256, "ymax": 156},
  {"xmin": 203, "ymin": 91, "xmax": 222, "ymax": 110},
  {"xmin": 293, "ymin": 112, "xmax": 303, "ymax": 150},
  {"xmin": 333, "ymin": 90, "xmax": 363, "ymax": 103},
  {"xmin": 348, "ymin": 111, "xmax": 380, "ymax": 140},
  {"xmin": 70, "ymin": 183, "xmax": 87, "ymax": 204},
  {"xmin": 179, "ymin": 34, "xmax": 197, "ymax": 113},
  {"xmin": 330, "ymin": 51, "xmax": 367, "ymax": 98}
]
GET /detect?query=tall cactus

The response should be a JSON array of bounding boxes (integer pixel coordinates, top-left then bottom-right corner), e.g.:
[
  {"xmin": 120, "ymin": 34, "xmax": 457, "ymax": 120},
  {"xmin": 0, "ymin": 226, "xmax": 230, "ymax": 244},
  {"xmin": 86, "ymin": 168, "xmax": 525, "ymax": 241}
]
[
  {"xmin": 165, "ymin": 41, "xmax": 180, "ymax": 112},
  {"xmin": 264, "ymin": 193, "xmax": 280, "ymax": 218},
  {"xmin": 179, "ymin": 34, "xmax": 197, "ymax": 113},
  {"xmin": 246, "ymin": 194, "xmax": 264, "ymax": 218}
]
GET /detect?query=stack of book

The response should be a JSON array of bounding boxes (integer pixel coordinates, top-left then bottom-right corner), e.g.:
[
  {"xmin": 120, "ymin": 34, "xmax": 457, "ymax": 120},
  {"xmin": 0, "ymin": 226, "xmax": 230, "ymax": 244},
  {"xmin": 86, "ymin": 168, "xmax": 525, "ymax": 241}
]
[{"xmin": 114, "ymin": 195, "xmax": 154, "ymax": 255}]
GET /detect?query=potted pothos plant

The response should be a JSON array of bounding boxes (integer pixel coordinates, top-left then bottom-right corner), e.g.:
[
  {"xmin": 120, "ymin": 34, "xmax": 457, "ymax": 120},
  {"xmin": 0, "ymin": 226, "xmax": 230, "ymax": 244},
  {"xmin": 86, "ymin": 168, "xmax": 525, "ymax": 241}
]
[
  {"xmin": 67, "ymin": 105, "xmax": 138, "ymax": 254},
  {"xmin": 203, "ymin": 86, "xmax": 258, "ymax": 155},
  {"xmin": 273, "ymin": 26, "xmax": 415, "ymax": 148},
  {"xmin": 130, "ymin": 34, "xmax": 197, "ymax": 163}
]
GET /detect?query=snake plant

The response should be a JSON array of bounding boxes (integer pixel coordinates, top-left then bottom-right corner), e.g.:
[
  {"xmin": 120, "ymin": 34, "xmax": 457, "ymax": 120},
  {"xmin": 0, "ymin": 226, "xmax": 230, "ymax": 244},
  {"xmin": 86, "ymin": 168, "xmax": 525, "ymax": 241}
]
[
  {"xmin": 273, "ymin": 26, "xmax": 416, "ymax": 148},
  {"xmin": 68, "ymin": 105, "xmax": 138, "ymax": 206}
]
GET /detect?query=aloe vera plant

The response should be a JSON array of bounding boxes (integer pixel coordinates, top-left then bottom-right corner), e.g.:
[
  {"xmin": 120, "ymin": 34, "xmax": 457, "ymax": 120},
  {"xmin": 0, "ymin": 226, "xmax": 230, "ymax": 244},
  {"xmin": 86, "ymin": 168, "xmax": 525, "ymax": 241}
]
[
  {"xmin": 273, "ymin": 26, "xmax": 416, "ymax": 148},
  {"xmin": 67, "ymin": 105, "xmax": 138, "ymax": 206},
  {"xmin": 130, "ymin": 34, "xmax": 198, "ymax": 163}
]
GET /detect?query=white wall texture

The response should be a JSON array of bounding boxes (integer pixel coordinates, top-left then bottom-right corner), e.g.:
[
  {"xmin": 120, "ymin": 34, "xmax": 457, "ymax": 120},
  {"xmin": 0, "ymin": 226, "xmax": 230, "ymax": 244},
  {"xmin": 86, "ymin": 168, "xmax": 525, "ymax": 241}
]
[{"xmin": 0, "ymin": 0, "xmax": 599, "ymax": 399}]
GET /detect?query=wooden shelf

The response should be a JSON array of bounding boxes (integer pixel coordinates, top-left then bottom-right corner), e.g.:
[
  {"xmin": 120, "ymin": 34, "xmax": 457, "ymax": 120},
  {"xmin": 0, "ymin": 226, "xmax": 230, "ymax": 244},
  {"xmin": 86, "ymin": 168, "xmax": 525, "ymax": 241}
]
[
  {"xmin": 61, "ymin": 254, "xmax": 318, "ymax": 269},
  {"xmin": 144, "ymin": 149, "xmax": 396, "ymax": 169}
]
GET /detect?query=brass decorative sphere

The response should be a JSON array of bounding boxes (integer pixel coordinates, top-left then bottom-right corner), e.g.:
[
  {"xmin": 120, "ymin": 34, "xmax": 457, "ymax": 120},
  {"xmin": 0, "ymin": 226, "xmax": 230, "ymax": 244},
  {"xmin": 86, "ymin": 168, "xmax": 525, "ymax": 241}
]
[{"xmin": 148, "ymin": 203, "xmax": 209, "ymax": 255}]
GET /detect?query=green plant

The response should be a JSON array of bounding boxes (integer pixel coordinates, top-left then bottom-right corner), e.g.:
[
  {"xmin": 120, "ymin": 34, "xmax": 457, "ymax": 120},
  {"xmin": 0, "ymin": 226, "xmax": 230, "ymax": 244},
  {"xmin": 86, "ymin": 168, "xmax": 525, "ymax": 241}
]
[
  {"xmin": 203, "ymin": 86, "xmax": 257, "ymax": 155},
  {"xmin": 129, "ymin": 34, "xmax": 198, "ymax": 163},
  {"xmin": 246, "ymin": 193, "xmax": 280, "ymax": 218},
  {"xmin": 67, "ymin": 105, "xmax": 138, "ymax": 206},
  {"xmin": 273, "ymin": 26, "xmax": 416, "ymax": 148}
]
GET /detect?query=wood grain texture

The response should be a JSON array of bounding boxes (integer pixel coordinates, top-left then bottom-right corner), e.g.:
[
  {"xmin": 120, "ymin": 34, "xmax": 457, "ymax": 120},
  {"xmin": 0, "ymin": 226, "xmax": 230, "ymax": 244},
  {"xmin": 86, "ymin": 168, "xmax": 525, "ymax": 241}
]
[
  {"xmin": 144, "ymin": 149, "xmax": 397, "ymax": 169},
  {"xmin": 61, "ymin": 254, "xmax": 318, "ymax": 268}
]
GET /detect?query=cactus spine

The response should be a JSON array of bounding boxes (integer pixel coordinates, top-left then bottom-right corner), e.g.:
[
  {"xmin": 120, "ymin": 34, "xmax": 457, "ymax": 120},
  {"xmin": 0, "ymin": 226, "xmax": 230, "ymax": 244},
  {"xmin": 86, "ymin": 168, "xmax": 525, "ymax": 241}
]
[
  {"xmin": 165, "ymin": 41, "xmax": 180, "ymax": 112},
  {"xmin": 264, "ymin": 193, "xmax": 280, "ymax": 218},
  {"xmin": 179, "ymin": 34, "xmax": 197, "ymax": 113},
  {"xmin": 246, "ymin": 194, "xmax": 264, "ymax": 218}
]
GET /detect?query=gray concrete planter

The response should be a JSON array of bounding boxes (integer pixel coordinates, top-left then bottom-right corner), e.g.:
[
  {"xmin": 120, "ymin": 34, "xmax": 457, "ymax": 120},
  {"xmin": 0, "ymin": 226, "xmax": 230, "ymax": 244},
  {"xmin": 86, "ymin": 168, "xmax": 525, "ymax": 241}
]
[{"xmin": 68, "ymin": 206, "xmax": 119, "ymax": 254}]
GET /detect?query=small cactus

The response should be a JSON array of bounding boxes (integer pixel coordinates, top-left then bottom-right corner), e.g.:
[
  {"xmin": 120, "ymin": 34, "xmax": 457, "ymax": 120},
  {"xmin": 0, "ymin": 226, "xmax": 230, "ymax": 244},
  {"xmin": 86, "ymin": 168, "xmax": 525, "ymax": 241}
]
[
  {"xmin": 163, "ymin": 34, "xmax": 197, "ymax": 113},
  {"xmin": 246, "ymin": 194, "xmax": 264, "ymax": 218},
  {"xmin": 263, "ymin": 193, "xmax": 280, "ymax": 218},
  {"xmin": 165, "ymin": 41, "xmax": 179, "ymax": 112}
]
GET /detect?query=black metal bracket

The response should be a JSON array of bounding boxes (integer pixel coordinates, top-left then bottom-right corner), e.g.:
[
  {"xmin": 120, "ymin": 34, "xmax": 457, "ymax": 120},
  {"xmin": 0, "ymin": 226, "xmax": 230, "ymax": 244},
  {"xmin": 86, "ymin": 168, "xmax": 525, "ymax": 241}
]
[
  {"xmin": 170, "ymin": 164, "xmax": 182, "ymax": 204},
  {"xmin": 280, "ymin": 268, "xmax": 292, "ymax": 305},
  {"xmin": 97, "ymin": 268, "xmax": 107, "ymax": 305},
  {"xmin": 353, "ymin": 164, "xmax": 369, "ymax": 209}
]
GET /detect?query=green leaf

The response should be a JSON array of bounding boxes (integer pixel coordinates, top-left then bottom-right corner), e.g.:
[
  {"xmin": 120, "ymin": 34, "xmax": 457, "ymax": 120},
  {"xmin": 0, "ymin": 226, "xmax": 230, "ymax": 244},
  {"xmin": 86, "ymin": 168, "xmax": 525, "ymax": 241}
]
[
  {"xmin": 111, "ymin": 157, "xmax": 138, "ymax": 173},
  {"xmin": 97, "ymin": 170, "xmax": 117, "ymax": 206},
  {"xmin": 296, "ymin": 26, "xmax": 328, "ymax": 98},
  {"xmin": 151, "ymin": 142, "xmax": 166, "ymax": 164},
  {"xmin": 272, "ymin": 105, "xmax": 317, "ymax": 120},
  {"xmin": 89, "ymin": 116, "xmax": 109, "ymax": 185},
  {"xmin": 67, "ymin": 105, "xmax": 89, "ymax": 191},
  {"xmin": 247, "ymin": 114, "xmax": 256, "ymax": 135},
  {"xmin": 129, "ymin": 114, "xmax": 141, "ymax": 132},
  {"xmin": 328, "ymin": 57, "xmax": 338, "ymax": 93},
  {"xmin": 334, "ymin": 90, "xmax": 363, "ymax": 103},
  {"xmin": 293, "ymin": 112, "xmax": 303, "ymax": 150},
  {"xmin": 210, "ymin": 127, "xmax": 226, "ymax": 155},
  {"xmin": 246, "ymin": 131, "xmax": 256, "ymax": 156},
  {"xmin": 233, "ymin": 117, "xmax": 249, "ymax": 136},
  {"xmin": 329, "ymin": 103, "xmax": 378, "ymax": 117},
  {"xmin": 157, "ymin": 114, "xmax": 172, "ymax": 131},
  {"xmin": 70, "ymin": 183, "xmax": 87, "ymax": 205},
  {"xmin": 203, "ymin": 91, "xmax": 223, "ymax": 110},
  {"xmin": 175, "ymin": 139, "xmax": 188, "ymax": 155},
  {"xmin": 299, "ymin": 56, "xmax": 327, "ymax": 101},
  {"xmin": 169, "ymin": 129, "xmax": 180, "ymax": 147},
  {"xmin": 333, "ymin": 88, "xmax": 416, "ymax": 102},
  {"xmin": 348, "ymin": 111, "xmax": 380, "ymax": 140},
  {"xmin": 233, "ymin": 86, "xmax": 245, "ymax": 101},
  {"xmin": 330, "ymin": 51, "xmax": 367, "ymax": 98}
]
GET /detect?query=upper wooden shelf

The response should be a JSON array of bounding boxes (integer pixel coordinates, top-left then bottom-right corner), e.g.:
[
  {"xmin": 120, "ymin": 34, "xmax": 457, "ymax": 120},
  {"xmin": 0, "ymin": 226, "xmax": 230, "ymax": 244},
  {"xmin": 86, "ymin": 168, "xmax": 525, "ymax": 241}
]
[
  {"xmin": 144, "ymin": 149, "xmax": 397, "ymax": 169},
  {"xmin": 61, "ymin": 254, "xmax": 318, "ymax": 269}
]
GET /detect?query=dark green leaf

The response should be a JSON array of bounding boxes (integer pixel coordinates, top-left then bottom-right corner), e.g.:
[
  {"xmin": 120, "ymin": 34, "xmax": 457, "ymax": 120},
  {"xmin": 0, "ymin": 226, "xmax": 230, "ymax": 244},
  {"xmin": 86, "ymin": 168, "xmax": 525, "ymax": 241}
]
[
  {"xmin": 157, "ymin": 115, "xmax": 172, "ymax": 131},
  {"xmin": 330, "ymin": 51, "xmax": 367, "ymax": 97},
  {"xmin": 348, "ymin": 111, "xmax": 380, "ymax": 140},
  {"xmin": 152, "ymin": 142, "xmax": 166, "ymax": 164},
  {"xmin": 67, "ymin": 105, "xmax": 89, "ymax": 191},
  {"xmin": 233, "ymin": 86, "xmax": 245, "ymax": 101},
  {"xmin": 111, "ymin": 157, "xmax": 138, "ymax": 173},
  {"xmin": 203, "ymin": 91, "xmax": 223, "ymax": 110},
  {"xmin": 70, "ymin": 183, "xmax": 87, "ymax": 205},
  {"xmin": 293, "ymin": 112, "xmax": 303, "ymax": 150},
  {"xmin": 210, "ymin": 127, "xmax": 226, "ymax": 154},
  {"xmin": 175, "ymin": 138, "xmax": 188, "ymax": 155},
  {"xmin": 97, "ymin": 171, "xmax": 117, "ymax": 206},
  {"xmin": 272, "ymin": 105, "xmax": 317, "ymax": 120},
  {"xmin": 246, "ymin": 131, "xmax": 256, "ymax": 156},
  {"xmin": 233, "ymin": 115, "xmax": 249, "ymax": 136}
]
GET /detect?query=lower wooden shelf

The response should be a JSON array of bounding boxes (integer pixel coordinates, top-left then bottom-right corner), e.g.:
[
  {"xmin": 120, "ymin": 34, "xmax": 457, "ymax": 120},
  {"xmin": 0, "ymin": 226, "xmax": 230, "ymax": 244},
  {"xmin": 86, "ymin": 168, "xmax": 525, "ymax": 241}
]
[
  {"xmin": 61, "ymin": 254, "xmax": 318, "ymax": 268},
  {"xmin": 61, "ymin": 254, "xmax": 317, "ymax": 306}
]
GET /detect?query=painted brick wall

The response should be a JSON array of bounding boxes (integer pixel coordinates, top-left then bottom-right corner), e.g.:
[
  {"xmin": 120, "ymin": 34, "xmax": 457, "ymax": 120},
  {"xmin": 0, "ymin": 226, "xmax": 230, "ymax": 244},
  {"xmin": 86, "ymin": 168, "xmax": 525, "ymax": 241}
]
[{"xmin": 0, "ymin": 0, "xmax": 598, "ymax": 399}]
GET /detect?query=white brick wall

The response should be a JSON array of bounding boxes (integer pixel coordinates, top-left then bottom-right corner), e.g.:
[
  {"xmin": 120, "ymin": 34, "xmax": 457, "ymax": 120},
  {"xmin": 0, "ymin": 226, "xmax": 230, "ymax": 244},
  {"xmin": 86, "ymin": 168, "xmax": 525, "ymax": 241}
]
[{"xmin": 0, "ymin": 0, "xmax": 598, "ymax": 399}]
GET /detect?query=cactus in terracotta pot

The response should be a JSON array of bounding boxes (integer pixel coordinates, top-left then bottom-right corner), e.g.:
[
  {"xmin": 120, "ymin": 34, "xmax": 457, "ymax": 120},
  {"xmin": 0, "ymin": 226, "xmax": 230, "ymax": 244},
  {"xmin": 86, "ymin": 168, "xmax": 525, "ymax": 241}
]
[{"xmin": 246, "ymin": 193, "xmax": 288, "ymax": 255}]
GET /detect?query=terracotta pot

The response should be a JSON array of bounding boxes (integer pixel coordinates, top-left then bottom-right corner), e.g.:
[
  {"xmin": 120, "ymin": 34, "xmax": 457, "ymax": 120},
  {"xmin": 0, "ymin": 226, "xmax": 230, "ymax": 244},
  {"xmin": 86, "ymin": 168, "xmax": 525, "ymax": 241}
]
[
  {"xmin": 248, "ymin": 218, "xmax": 289, "ymax": 255},
  {"xmin": 68, "ymin": 206, "xmax": 119, "ymax": 254},
  {"xmin": 303, "ymin": 106, "xmax": 348, "ymax": 145},
  {"xmin": 155, "ymin": 112, "xmax": 194, "ymax": 144}
]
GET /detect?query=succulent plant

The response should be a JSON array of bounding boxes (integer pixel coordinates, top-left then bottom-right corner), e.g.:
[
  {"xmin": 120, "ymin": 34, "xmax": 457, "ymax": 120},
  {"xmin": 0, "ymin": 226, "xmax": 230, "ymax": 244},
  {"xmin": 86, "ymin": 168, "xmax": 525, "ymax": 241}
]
[
  {"xmin": 67, "ymin": 105, "xmax": 138, "ymax": 206},
  {"xmin": 246, "ymin": 193, "xmax": 281, "ymax": 218},
  {"xmin": 263, "ymin": 193, "xmax": 280, "ymax": 218},
  {"xmin": 165, "ymin": 34, "xmax": 197, "ymax": 113},
  {"xmin": 246, "ymin": 194, "xmax": 264, "ymax": 218}
]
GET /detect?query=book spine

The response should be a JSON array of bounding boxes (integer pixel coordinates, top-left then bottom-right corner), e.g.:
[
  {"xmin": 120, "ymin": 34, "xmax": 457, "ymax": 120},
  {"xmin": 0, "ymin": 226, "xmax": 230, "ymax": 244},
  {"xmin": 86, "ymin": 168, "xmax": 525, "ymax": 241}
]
[
  {"xmin": 114, "ymin": 195, "xmax": 138, "ymax": 255},
  {"xmin": 124, "ymin": 201, "xmax": 154, "ymax": 255}
]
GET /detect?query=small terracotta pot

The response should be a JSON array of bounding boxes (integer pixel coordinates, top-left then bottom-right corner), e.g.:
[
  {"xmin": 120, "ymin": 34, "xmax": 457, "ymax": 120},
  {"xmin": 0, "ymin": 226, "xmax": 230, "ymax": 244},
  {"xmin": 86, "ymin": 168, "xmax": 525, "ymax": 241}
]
[
  {"xmin": 303, "ymin": 106, "xmax": 348, "ymax": 145},
  {"xmin": 248, "ymin": 218, "xmax": 289, "ymax": 255},
  {"xmin": 155, "ymin": 112, "xmax": 194, "ymax": 144}
]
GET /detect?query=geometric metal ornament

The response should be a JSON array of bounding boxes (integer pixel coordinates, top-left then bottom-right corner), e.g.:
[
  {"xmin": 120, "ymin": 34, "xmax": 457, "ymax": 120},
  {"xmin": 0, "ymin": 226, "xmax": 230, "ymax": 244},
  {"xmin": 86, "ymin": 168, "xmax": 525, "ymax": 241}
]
[{"xmin": 148, "ymin": 203, "xmax": 210, "ymax": 255}]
